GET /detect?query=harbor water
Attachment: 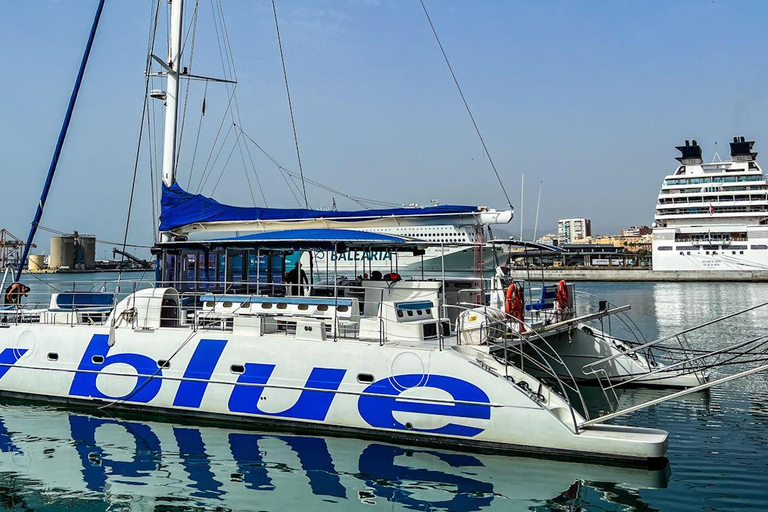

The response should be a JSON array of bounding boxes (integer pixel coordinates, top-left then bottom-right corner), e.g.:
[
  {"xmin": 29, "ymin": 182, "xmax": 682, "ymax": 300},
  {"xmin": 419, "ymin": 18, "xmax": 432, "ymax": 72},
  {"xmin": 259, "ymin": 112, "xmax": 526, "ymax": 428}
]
[{"xmin": 2, "ymin": 274, "xmax": 767, "ymax": 510}]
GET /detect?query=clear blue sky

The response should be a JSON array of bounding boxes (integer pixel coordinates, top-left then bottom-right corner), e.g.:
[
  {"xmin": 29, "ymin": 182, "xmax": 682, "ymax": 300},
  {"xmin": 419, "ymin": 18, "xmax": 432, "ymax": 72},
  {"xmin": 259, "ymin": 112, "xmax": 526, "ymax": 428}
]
[{"xmin": 3, "ymin": 0, "xmax": 768, "ymax": 256}]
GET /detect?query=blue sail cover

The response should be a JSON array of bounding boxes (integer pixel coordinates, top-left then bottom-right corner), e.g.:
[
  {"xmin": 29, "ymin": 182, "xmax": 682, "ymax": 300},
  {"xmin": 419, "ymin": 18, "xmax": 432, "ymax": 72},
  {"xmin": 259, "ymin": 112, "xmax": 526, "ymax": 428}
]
[{"xmin": 160, "ymin": 183, "xmax": 481, "ymax": 231}]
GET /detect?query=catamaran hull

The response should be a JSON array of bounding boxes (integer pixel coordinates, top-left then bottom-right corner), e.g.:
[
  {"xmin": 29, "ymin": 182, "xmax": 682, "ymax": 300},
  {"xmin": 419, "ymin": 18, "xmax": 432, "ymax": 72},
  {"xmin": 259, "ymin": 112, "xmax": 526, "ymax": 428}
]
[
  {"xmin": 516, "ymin": 326, "xmax": 706, "ymax": 388},
  {"xmin": 0, "ymin": 323, "xmax": 667, "ymax": 463}
]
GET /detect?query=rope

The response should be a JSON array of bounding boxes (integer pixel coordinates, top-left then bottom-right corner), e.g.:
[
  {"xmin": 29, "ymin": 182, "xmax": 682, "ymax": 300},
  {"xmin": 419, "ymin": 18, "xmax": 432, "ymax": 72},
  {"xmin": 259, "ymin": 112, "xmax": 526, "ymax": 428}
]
[
  {"xmin": 271, "ymin": 0, "xmax": 309, "ymax": 208},
  {"xmin": 237, "ymin": 126, "xmax": 402, "ymax": 209},
  {"xmin": 118, "ymin": 0, "xmax": 162, "ymax": 283},
  {"xmin": 418, "ymin": 0, "xmax": 514, "ymax": 211}
]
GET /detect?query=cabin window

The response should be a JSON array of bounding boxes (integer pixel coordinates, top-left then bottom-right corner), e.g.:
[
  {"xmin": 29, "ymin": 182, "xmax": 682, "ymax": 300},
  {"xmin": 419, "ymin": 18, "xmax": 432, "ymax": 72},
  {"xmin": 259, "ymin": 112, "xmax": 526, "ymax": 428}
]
[
  {"xmin": 657, "ymin": 246, "xmax": 673, "ymax": 251},
  {"xmin": 158, "ymin": 359, "xmax": 171, "ymax": 369},
  {"xmin": 92, "ymin": 355, "xmax": 104, "ymax": 365},
  {"xmin": 752, "ymin": 245, "xmax": 768, "ymax": 250},
  {"xmin": 357, "ymin": 373, "xmax": 375, "ymax": 384},
  {"xmin": 230, "ymin": 364, "xmax": 245, "ymax": 374},
  {"xmin": 47, "ymin": 353, "xmax": 58, "ymax": 362}
]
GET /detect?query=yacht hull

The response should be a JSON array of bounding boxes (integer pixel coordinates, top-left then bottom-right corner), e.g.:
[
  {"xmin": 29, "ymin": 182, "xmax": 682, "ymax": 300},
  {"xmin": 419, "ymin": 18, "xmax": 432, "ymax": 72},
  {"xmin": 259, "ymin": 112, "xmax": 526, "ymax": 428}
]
[{"xmin": 0, "ymin": 323, "xmax": 667, "ymax": 463}]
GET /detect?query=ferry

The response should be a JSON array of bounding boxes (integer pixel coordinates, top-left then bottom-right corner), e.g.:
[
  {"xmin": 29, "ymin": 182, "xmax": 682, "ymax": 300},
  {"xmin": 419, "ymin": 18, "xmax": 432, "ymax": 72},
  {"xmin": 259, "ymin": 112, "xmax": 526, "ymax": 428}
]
[{"xmin": 653, "ymin": 137, "xmax": 768, "ymax": 271}]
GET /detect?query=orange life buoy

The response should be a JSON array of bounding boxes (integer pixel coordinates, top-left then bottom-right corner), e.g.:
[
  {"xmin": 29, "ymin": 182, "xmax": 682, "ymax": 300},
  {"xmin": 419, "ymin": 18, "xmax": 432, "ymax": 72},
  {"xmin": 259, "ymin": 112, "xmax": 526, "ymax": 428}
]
[
  {"xmin": 505, "ymin": 283, "xmax": 525, "ymax": 331},
  {"xmin": 505, "ymin": 283, "xmax": 515, "ymax": 315},
  {"xmin": 556, "ymin": 280, "xmax": 569, "ymax": 311}
]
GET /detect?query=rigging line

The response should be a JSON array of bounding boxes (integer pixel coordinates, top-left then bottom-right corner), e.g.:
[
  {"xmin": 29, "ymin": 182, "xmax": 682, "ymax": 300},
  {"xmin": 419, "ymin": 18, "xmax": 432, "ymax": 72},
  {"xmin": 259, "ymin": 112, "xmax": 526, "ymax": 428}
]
[
  {"xmin": 36, "ymin": 225, "xmax": 153, "ymax": 249},
  {"xmin": 234, "ymin": 126, "xmax": 302, "ymax": 206},
  {"xmin": 195, "ymin": 86, "xmax": 237, "ymax": 192},
  {"xmin": 236, "ymin": 126, "xmax": 400, "ymax": 209},
  {"xmin": 186, "ymin": 80, "xmax": 208, "ymax": 189},
  {"xmin": 271, "ymin": 0, "xmax": 309, "ymax": 209},
  {"xmin": 418, "ymin": 0, "xmax": 514, "ymax": 211},
  {"xmin": 240, "ymin": 149, "xmax": 257, "ymax": 206},
  {"xmin": 175, "ymin": 0, "xmax": 200, "ymax": 171},
  {"xmin": 179, "ymin": 0, "xmax": 200, "ymax": 57},
  {"xmin": 211, "ymin": 131, "xmax": 243, "ymax": 195},
  {"xmin": 236, "ymin": 134, "xmax": 267, "ymax": 206},
  {"xmin": 214, "ymin": 0, "xmax": 238, "ymax": 82},
  {"xmin": 198, "ymin": 121, "xmax": 235, "ymax": 193},
  {"xmin": 119, "ymin": 0, "xmax": 161, "ymax": 282}
]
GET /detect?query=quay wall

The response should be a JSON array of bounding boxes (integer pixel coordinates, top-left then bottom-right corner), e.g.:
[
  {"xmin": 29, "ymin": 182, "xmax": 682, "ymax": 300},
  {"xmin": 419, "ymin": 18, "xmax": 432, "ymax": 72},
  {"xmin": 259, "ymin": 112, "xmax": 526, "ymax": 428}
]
[{"xmin": 507, "ymin": 268, "xmax": 768, "ymax": 282}]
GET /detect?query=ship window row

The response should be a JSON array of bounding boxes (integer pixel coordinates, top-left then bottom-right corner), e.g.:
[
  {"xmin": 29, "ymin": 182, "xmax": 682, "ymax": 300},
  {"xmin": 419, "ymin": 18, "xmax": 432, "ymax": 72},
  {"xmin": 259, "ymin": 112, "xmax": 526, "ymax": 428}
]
[
  {"xmin": 661, "ymin": 185, "xmax": 767, "ymax": 195},
  {"xmin": 658, "ymin": 195, "xmax": 768, "ymax": 205},
  {"xmin": 656, "ymin": 205, "xmax": 768, "ymax": 216},
  {"xmin": 673, "ymin": 244, "xmax": 749, "ymax": 251},
  {"xmin": 663, "ymin": 175, "xmax": 764, "ymax": 186}
]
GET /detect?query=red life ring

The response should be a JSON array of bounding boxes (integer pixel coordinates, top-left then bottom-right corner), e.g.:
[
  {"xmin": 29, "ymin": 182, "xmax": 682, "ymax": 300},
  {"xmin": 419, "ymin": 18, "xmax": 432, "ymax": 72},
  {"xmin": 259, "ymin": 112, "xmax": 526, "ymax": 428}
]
[
  {"xmin": 505, "ymin": 283, "xmax": 525, "ymax": 330},
  {"xmin": 556, "ymin": 280, "xmax": 569, "ymax": 310}
]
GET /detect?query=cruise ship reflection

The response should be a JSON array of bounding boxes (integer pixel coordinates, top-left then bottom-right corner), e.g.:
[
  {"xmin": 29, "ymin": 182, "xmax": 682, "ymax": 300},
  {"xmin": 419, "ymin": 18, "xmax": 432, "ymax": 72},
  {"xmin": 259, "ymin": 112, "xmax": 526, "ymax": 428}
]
[{"xmin": 0, "ymin": 403, "xmax": 669, "ymax": 510}]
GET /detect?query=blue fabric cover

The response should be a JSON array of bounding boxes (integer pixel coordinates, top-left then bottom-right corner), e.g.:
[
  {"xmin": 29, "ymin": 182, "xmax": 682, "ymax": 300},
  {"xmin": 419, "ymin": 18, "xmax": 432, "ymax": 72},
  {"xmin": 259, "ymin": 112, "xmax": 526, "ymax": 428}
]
[
  {"xmin": 217, "ymin": 229, "xmax": 405, "ymax": 244},
  {"xmin": 160, "ymin": 183, "xmax": 480, "ymax": 231}
]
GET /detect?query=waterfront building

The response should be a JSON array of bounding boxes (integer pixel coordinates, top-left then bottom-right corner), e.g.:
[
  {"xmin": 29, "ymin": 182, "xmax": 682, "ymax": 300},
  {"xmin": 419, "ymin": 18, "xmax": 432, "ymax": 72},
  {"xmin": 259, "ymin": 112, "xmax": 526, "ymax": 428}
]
[
  {"xmin": 558, "ymin": 218, "xmax": 591, "ymax": 244},
  {"xmin": 622, "ymin": 226, "xmax": 652, "ymax": 237}
]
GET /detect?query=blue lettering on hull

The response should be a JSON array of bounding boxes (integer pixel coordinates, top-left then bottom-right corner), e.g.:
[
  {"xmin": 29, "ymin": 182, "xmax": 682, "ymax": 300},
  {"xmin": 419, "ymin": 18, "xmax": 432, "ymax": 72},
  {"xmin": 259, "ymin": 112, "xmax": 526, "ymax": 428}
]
[
  {"xmin": 62, "ymin": 336, "xmax": 490, "ymax": 438},
  {"xmin": 228, "ymin": 364, "xmax": 346, "ymax": 421},
  {"xmin": 357, "ymin": 374, "xmax": 491, "ymax": 437},
  {"xmin": 70, "ymin": 334, "xmax": 163, "ymax": 403}
]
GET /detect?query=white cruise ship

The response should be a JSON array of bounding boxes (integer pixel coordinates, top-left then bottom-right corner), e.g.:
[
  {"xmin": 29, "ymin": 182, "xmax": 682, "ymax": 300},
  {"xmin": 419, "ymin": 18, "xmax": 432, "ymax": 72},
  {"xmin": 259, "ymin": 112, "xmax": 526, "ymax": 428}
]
[{"xmin": 653, "ymin": 137, "xmax": 768, "ymax": 271}]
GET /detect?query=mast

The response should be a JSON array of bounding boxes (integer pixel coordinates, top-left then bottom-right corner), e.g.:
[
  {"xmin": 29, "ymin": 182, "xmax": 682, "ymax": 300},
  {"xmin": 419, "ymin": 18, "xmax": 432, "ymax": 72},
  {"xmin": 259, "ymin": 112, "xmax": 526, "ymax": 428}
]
[{"xmin": 162, "ymin": 0, "xmax": 184, "ymax": 188}]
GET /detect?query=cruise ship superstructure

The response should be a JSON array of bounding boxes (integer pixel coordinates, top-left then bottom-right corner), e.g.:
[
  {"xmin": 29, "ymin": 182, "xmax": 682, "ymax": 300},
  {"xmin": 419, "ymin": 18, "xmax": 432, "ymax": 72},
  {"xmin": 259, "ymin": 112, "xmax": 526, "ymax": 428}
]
[{"xmin": 653, "ymin": 137, "xmax": 768, "ymax": 271}]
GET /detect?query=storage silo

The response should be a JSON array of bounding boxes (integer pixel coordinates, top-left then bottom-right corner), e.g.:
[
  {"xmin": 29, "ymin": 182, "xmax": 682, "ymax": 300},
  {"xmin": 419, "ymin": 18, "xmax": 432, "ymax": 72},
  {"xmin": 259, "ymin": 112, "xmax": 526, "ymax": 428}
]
[
  {"xmin": 50, "ymin": 235, "xmax": 75, "ymax": 269},
  {"xmin": 28, "ymin": 254, "xmax": 46, "ymax": 272},
  {"xmin": 80, "ymin": 236, "xmax": 96, "ymax": 270}
]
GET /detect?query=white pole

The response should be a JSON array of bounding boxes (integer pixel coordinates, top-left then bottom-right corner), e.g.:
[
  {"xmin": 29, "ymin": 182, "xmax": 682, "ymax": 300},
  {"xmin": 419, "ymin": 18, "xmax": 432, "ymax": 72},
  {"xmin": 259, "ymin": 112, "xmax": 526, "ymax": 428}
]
[
  {"xmin": 533, "ymin": 180, "xmax": 542, "ymax": 242},
  {"xmin": 162, "ymin": 0, "xmax": 184, "ymax": 189},
  {"xmin": 519, "ymin": 174, "xmax": 524, "ymax": 240}
]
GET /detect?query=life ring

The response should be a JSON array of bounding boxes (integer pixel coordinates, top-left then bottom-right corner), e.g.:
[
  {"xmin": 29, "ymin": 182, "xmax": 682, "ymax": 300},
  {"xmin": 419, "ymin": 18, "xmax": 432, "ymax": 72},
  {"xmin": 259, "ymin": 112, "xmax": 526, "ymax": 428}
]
[
  {"xmin": 5, "ymin": 283, "xmax": 30, "ymax": 306},
  {"xmin": 505, "ymin": 283, "xmax": 525, "ymax": 330},
  {"xmin": 556, "ymin": 280, "xmax": 569, "ymax": 311}
]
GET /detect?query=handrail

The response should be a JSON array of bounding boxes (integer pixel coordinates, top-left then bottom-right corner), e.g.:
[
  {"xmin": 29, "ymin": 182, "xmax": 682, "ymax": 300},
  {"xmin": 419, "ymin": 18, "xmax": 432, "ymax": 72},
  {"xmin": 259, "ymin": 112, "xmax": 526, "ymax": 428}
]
[{"xmin": 583, "ymin": 301, "xmax": 768, "ymax": 371}]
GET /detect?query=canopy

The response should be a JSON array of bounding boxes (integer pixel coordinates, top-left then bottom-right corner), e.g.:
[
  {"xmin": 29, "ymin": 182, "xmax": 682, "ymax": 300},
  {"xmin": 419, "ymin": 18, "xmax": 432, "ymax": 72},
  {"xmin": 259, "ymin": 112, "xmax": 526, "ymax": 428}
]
[
  {"xmin": 154, "ymin": 228, "xmax": 422, "ymax": 252},
  {"xmin": 217, "ymin": 229, "xmax": 407, "ymax": 244},
  {"xmin": 160, "ymin": 183, "xmax": 481, "ymax": 231}
]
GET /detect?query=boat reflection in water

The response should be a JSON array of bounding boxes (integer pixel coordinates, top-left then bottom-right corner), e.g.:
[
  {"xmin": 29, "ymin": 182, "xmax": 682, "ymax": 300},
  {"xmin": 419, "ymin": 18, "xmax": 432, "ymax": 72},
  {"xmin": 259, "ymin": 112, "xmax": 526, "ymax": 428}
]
[{"xmin": 0, "ymin": 403, "xmax": 668, "ymax": 510}]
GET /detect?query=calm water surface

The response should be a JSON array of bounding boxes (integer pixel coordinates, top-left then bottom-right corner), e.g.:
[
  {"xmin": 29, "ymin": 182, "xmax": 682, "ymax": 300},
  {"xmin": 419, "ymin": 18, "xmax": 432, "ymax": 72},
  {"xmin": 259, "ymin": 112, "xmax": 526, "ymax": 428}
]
[{"xmin": 1, "ymin": 276, "xmax": 767, "ymax": 510}]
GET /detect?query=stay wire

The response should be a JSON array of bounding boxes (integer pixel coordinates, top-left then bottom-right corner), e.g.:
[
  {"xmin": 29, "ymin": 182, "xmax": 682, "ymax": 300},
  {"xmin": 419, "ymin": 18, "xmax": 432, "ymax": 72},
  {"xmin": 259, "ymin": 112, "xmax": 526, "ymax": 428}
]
[
  {"xmin": 271, "ymin": 0, "xmax": 309, "ymax": 208},
  {"xmin": 237, "ymin": 126, "xmax": 400, "ymax": 208},
  {"xmin": 418, "ymin": 0, "xmax": 514, "ymax": 211},
  {"xmin": 118, "ymin": 0, "xmax": 161, "ymax": 283}
]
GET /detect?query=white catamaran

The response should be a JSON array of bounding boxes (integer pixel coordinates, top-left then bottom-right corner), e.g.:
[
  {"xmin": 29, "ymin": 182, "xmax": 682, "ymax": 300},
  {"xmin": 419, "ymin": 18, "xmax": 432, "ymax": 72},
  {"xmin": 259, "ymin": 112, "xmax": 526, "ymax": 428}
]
[{"xmin": 3, "ymin": 0, "xmax": 768, "ymax": 466}]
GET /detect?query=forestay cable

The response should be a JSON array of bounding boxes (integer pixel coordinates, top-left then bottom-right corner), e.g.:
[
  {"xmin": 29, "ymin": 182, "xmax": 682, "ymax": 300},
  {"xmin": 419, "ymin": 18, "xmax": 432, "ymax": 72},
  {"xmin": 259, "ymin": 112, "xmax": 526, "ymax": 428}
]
[
  {"xmin": 418, "ymin": 0, "xmax": 514, "ymax": 211},
  {"xmin": 271, "ymin": 0, "xmax": 310, "ymax": 208}
]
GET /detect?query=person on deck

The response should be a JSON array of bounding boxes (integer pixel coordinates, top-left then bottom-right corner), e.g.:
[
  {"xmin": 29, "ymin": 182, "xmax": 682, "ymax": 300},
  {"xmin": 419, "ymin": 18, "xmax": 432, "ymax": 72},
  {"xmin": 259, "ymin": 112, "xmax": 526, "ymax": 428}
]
[{"xmin": 285, "ymin": 263, "xmax": 308, "ymax": 296}]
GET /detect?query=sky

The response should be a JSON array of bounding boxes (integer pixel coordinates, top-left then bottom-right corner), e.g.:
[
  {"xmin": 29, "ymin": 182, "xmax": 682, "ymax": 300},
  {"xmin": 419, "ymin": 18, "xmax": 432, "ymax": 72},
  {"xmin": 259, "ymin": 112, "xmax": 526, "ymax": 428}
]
[{"xmin": 3, "ymin": 0, "xmax": 768, "ymax": 257}]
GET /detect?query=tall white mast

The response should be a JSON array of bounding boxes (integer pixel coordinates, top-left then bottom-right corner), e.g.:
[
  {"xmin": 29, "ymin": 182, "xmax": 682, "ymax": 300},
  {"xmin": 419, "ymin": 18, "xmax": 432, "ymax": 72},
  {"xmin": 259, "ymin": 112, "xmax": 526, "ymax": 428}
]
[{"xmin": 162, "ymin": 0, "xmax": 183, "ymax": 188}]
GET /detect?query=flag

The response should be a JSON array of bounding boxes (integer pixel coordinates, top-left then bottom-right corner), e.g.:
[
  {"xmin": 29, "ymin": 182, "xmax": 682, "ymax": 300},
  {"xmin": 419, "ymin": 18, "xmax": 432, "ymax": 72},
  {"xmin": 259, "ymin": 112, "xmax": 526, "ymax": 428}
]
[{"xmin": 709, "ymin": 203, "xmax": 714, "ymax": 215}]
